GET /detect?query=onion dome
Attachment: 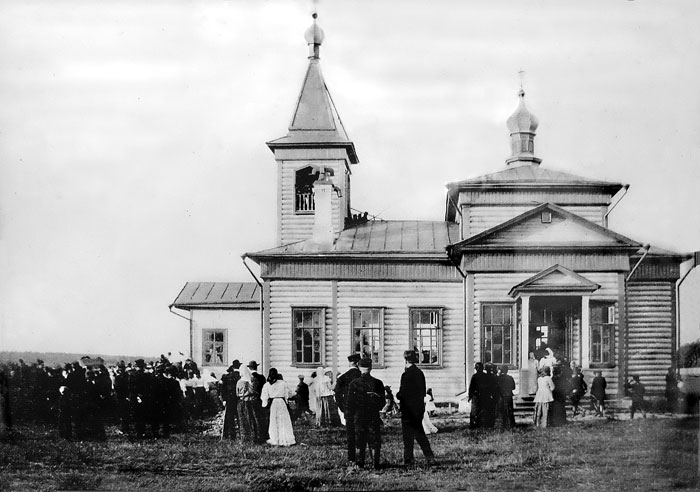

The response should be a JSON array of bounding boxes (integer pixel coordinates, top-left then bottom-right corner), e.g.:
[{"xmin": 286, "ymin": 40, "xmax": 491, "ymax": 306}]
[
  {"xmin": 304, "ymin": 13, "xmax": 325, "ymax": 59},
  {"xmin": 506, "ymin": 89, "xmax": 541, "ymax": 166},
  {"xmin": 507, "ymin": 89, "xmax": 539, "ymax": 134}
]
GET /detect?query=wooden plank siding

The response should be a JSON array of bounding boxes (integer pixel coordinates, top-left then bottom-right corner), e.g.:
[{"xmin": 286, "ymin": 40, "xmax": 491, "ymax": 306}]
[
  {"xmin": 475, "ymin": 212, "xmax": 617, "ymax": 246},
  {"xmin": 458, "ymin": 189, "xmax": 612, "ymax": 207},
  {"xmin": 461, "ymin": 252, "xmax": 630, "ymax": 272},
  {"xmin": 260, "ymin": 260, "xmax": 462, "ymax": 282},
  {"xmin": 625, "ymin": 281, "xmax": 675, "ymax": 393},
  {"xmin": 466, "ymin": 205, "xmax": 607, "ymax": 236},
  {"xmin": 267, "ymin": 279, "xmax": 465, "ymax": 402},
  {"xmin": 279, "ymin": 160, "xmax": 348, "ymax": 245}
]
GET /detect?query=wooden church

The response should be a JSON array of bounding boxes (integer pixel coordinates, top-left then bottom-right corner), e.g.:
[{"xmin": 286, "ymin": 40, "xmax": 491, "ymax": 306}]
[{"xmin": 173, "ymin": 15, "xmax": 690, "ymax": 402}]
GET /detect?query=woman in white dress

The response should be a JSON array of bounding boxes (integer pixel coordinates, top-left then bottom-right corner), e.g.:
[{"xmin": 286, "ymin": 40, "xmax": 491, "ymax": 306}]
[
  {"xmin": 261, "ymin": 369, "xmax": 295, "ymax": 446},
  {"xmin": 317, "ymin": 368, "xmax": 340, "ymax": 426},
  {"xmin": 527, "ymin": 352, "xmax": 538, "ymax": 395},
  {"xmin": 422, "ymin": 388, "xmax": 438, "ymax": 434},
  {"xmin": 533, "ymin": 366, "xmax": 554, "ymax": 428}
]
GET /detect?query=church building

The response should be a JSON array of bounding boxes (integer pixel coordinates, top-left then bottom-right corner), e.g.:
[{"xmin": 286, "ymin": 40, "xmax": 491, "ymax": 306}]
[{"xmin": 173, "ymin": 15, "xmax": 691, "ymax": 402}]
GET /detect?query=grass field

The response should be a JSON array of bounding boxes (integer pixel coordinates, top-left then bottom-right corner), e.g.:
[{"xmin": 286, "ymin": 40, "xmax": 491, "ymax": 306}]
[{"xmin": 0, "ymin": 414, "xmax": 698, "ymax": 492}]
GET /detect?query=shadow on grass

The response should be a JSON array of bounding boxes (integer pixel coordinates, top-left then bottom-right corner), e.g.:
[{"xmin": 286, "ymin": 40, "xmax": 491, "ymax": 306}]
[{"xmin": 657, "ymin": 416, "xmax": 698, "ymax": 489}]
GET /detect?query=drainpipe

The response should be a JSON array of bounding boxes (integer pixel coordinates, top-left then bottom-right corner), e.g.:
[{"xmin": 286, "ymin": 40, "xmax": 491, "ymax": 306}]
[
  {"xmin": 241, "ymin": 255, "xmax": 265, "ymax": 368},
  {"xmin": 626, "ymin": 244, "xmax": 650, "ymax": 283},
  {"xmin": 624, "ymin": 244, "xmax": 650, "ymax": 386},
  {"xmin": 446, "ymin": 246, "xmax": 468, "ymax": 395},
  {"xmin": 604, "ymin": 184, "xmax": 629, "ymax": 228},
  {"xmin": 168, "ymin": 304, "xmax": 192, "ymax": 360}
]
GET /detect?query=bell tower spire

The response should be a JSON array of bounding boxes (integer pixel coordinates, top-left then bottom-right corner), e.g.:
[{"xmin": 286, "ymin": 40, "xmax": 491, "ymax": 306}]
[{"xmin": 266, "ymin": 14, "xmax": 359, "ymax": 246}]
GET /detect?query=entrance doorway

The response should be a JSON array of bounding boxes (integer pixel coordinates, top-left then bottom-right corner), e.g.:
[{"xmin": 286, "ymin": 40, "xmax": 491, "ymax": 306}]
[{"xmin": 529, "ymin": 296, "xmax": 581, "ymax": 364}]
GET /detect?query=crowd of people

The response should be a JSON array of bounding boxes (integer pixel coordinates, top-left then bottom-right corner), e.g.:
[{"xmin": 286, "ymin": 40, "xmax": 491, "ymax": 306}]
[
  {"xmin": 0, "ymin": 355, "xmax": 227, "ymax": 440},
  {"xmin": 0, "ymin": 351, "xmax": 439, "ymax": 469},
  {"xmin": 468, "ymin": 350, "xmax": 688, "ymax": 430},
  {"xmin": 0, "ymin": 349, "xmax": 694, "ymax": 469}
]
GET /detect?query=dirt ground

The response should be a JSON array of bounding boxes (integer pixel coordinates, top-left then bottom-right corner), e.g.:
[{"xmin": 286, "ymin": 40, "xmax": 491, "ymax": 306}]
[{"xmin": 0, "ymin": 412, "xmax": 697, "ymax": 491}]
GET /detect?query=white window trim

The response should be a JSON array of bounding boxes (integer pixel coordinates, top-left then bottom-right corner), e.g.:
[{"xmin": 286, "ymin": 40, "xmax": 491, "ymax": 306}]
[{"xmin": 409, "ymin": 307, "xmax": 444, "ymax": 368}]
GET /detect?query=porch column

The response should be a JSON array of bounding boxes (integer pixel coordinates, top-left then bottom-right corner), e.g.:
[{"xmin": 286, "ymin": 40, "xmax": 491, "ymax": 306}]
[
  {"xmin": 581, "ymin": 295, "xmax": 590, "ymax": 370},
  {"xmin": 519, "ymin": 295, "xmax": 530, "ymax": 397}
]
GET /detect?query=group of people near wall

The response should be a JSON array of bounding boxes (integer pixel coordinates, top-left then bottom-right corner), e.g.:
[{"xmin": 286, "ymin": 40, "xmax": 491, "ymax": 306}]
[{"xmin": 467, "ymin": 362, "xmax": 518, "ymax": 430}]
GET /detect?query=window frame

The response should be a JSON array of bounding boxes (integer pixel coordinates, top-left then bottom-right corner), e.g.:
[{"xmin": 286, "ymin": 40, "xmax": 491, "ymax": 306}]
[
  {"xmin": 481, "ymin": 303, "xmax": 516, "ymax": 368},
  {"xmin": 350, "ymin": 307, "xmax": 385, "ymax": 368},
  {"xmin": 589, "ymin": 302, "xmax": 616, "ymax": 368},
  {"xmin": 291, "ymin": 306, "xmax": 326, "ymax": 368},
  {"xmin": 409, "ymin": 307, "xmax": 444, "ymax": 368},
  {"xmin": 202, "ymin": 329, "xmax": 227, "ymax": 367}
]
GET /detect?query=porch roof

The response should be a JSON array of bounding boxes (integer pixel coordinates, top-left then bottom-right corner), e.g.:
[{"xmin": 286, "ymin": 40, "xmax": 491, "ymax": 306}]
[
  {"xmin": 509, "ymin": 264, "xmax": 601, "ymax": 297},
  {"xmin": 170, "ymin": 282, "xmax": 260, "ymax": 310}
]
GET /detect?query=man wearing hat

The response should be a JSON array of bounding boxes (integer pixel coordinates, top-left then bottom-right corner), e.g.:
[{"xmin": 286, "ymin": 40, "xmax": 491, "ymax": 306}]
[
  {"xmin": 248, "ymin": 361, "xmax": 268, "ymax": 440},
  {"xmin": 397, "ymin": 350, "xmax": 435, "ymax": 466},
  {"xmin": 129, "ymin": 359, "xmax": 154, "ymax": 438},
  {"xmin": 335, "ymin": 354, "xmax": 362, "ymax": 463},
  {"xmin": 221, "ymin": 360, "xmax": 241, "ymax": 439},
  {"xmin": 114, "ymin": 361, "xmax": 131, "ymax": 433},
  {"xmin": 346, "ymin": 358, "xmax": 385, "ymax": 469}
]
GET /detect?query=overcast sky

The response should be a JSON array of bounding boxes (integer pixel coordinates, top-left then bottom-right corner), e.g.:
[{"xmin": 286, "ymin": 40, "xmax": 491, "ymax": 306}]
[{"xmin": 1, "ymin": 0, "xmax": 699, "ymax": 357}]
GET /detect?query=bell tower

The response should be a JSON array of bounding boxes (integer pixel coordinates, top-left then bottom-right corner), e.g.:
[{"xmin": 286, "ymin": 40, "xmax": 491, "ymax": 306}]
[{"xmin": 266, "ymin": 14, "xmax": 359, "ymax": 246}]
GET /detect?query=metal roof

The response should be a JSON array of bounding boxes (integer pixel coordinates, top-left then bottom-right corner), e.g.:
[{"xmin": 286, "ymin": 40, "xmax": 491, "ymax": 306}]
[
  {"xmin": 247, "ymin": 220, "xmax": 459, "ymax": 259},
  {"xmin": 266, "ymin": 58, "xmax": 359, "ymax": 164},
  {"xmin": 171, "ymin": 282, "xmax": 260, "ymax": 310},
  {"xmin": 446, "ymin": 164, "xmax": 625, "ymax": 189}
]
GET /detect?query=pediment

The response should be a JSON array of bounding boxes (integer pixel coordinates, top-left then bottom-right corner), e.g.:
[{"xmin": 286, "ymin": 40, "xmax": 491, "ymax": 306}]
[
  {"xmin": 509, "ymin": 265, "xmax": 600, "ymax": 297},
  {"xmin": 455, "ymin": 203, "xmax": 640, "ymax": 250}
]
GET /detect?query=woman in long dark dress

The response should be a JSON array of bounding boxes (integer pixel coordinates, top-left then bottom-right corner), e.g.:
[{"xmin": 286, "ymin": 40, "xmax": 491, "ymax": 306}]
[
  {"xmin": 496, "ymin": 365, "xmax": 516, "ymax": 429},
  {"xmin": 550, "ymin": 366, "xmax": 568, "ymax": 427},
  {"xmin": 237, "ymin": 366, "xmax": 263, "ymax": 443}
]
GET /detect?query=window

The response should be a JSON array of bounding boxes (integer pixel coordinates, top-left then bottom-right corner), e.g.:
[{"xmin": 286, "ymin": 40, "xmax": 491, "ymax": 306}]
[
  {"xmin": 590, "ymin": 302, "xmax": 616, "ymax": 366},
  {"xmin": 202, "ymin": 329, "xmax": 227, "ymax": 366},
  {"xmin": 293, "ymin": 308, "xmax": 324, "ymax": 366},
  {"xmin": 295, "ymin": 166, "xmax": 320, "ymax": 213},
  {"xmin": 352, "ymin": 308, "xmax": 384, "ymax": 365},
  {"xmin": 541, "ymin": 211, "xmax": 552, "ymax": 223},
  {"xmin": 410, "ymin": 308, "xmax": 442, "ymax": 366},
  {"xmin": 482, "ymin": 304, "xmax": 514, "ymax": 366}
]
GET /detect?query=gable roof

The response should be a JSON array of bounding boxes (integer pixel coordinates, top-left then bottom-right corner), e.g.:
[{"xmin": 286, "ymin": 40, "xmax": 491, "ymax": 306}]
[
  {"xmin": 170, "ymin": 282, "xmax": 260, "ymax": 310},
  {"xmin": 508, "ymin": 265, "xmax": 601, "ymax": 297},
  {"xmin": 247, "ymin": 220, "xmax": 459, "ymax": 260},
  {"xmin": 266, "ymin": 60, "xmax": 358, "ymax": 164},
  {"xmin": 449, "ymin": 203, "xmax": 641, "ymax": 255}
]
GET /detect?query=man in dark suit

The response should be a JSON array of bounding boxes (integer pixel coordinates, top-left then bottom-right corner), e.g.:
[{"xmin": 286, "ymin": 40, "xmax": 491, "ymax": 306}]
[
  {"xmin": 221, "ymin": 360, "xmax": 241, "ymax": 439},
  {"xmin": 347, "ymin": 358, "xmax": 385, "ymax": 469},
  {"xmin": 335, "ymin": 354, "xmax": 362, "ymax": 463},
  {"xmin": 468, "ymin": 362, "xmax": 487, "ymax": 429},
  {"xmin": 396, "ymin": 350, "xmax": 435, "ymax": 467}
]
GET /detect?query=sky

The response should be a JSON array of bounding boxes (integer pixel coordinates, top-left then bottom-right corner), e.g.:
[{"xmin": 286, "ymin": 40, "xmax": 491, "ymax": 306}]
[{"xmin": 0, "ymin": 0, "xmax": 699, "ymax": 357}]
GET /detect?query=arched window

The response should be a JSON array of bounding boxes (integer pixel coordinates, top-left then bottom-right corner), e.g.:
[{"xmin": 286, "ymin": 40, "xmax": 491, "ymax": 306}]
[{"xmin": 295, "ymin": 166, "xmax": 320, "ymax": 213}]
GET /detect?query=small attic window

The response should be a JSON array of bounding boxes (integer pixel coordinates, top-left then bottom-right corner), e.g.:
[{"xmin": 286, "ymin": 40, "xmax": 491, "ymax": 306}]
[{"xmin": 541, "ymin": 211, "xmax": 552, "ymax": 223}]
